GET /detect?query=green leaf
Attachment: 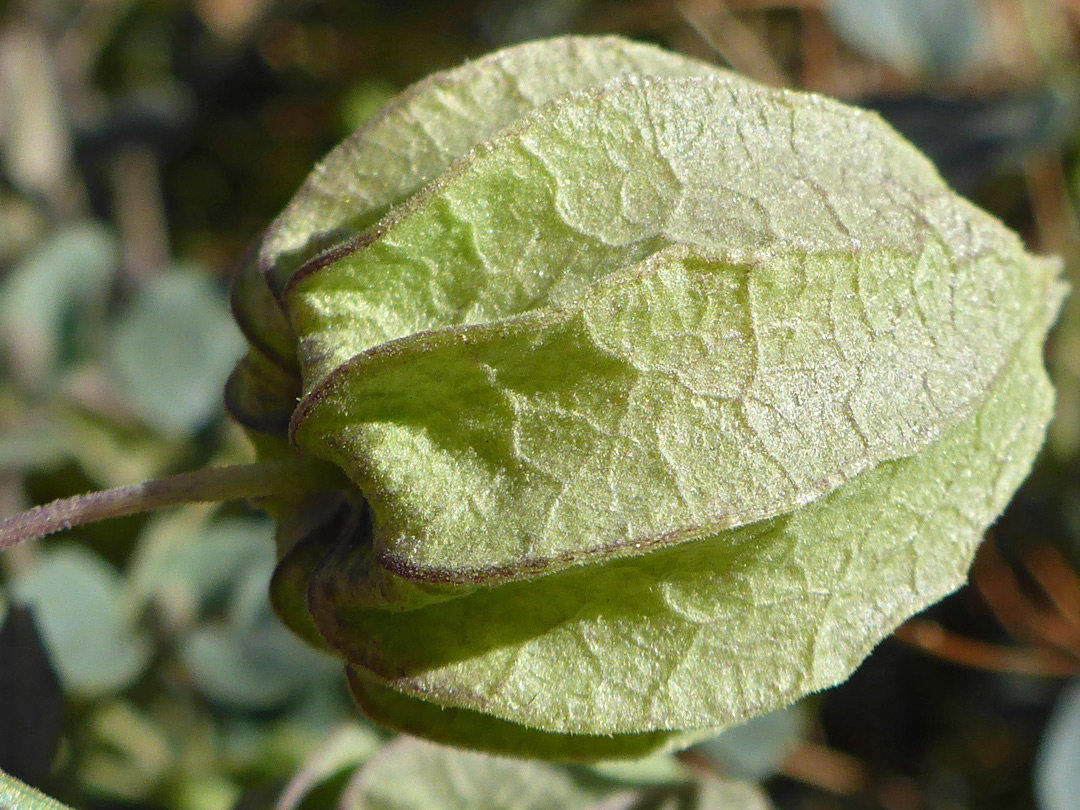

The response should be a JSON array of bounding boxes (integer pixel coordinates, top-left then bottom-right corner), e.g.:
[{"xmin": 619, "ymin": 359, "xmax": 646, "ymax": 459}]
[
  {"xmin": 290, "ymin": 73, "xmax": 1061, "ymax": 587},
  {"xmin": 275, "ymin": 725, "xmax": 382, "ymax": 810},
  {"xmin": 240, "ymin": 36, "xmax": 1063, "ymax": 756},
  {"xmin": 338, "ymin": 737, "xmax": 610, "ymax": 810},
  {"xmin": 691, "ymin": 705, "xmax": 807, "ymax": 780},
  {"xmin": 0, "ymin": 221, "xmax": 116, "ymax": 388},
  {"xmin": 225, "ymin": 346, "xmax": 301, "ymax": 437},
  {"xmin": 694, "ymin": 778, "xmax": 774, "ymax": 810},
  {"xmin": 345, "ymin": 667, "xmax": 693, "ymax": 762},
  {"xmin": 226, "ymin": 36, "xmax": 723, "ymax": 444},
  {"xmin": 0, "ymin": 767, "xmax": 76, "ymax": 810},
  {"xmin": 307, "ymin": 323, "xmax": 1054, "ymax": 737},
  {"xmin": 258, "ymin": 36, "xmax": 723, "ymax": 292},
  {"xmin": 179, "ymin": 549, "xmax": 341, "ymax": 711},
  {"xmin": 109, "ymin": 266, "xmax": 245, "ymax": 436},
  {"xmin": 12, "ymin": 546, "xmax": 151, "ymax": 697}
]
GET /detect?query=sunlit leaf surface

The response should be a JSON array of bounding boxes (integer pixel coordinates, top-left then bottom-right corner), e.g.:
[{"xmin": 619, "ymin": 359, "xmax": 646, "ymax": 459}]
[{"xmin": 229, "ymin": 36, "xmax": 1064, "ymax": 758}]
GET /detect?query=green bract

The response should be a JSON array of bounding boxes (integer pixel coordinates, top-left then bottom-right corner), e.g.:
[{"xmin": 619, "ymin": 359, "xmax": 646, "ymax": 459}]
[{"xmin": 226, "ymin": 36, "xmax": 1065, "ymax": 760}]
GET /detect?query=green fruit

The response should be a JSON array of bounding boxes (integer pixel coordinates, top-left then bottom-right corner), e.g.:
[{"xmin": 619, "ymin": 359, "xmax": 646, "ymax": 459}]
[{"xmin": 226, "ymin": 35, "xmax": 1065, "ymax": 760}]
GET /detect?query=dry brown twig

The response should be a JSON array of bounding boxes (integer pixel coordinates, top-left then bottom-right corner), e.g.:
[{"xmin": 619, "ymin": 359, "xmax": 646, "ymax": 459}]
[{"xmin": 894, "ymin": 537, "xmax": 1080, "ymax": 677}]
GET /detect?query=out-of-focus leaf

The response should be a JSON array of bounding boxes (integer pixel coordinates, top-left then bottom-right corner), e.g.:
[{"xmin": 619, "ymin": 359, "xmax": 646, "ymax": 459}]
[
  {"xmin": 695, "ymin": 778, "xmax": 774, "ymax": 810},
  {"xmin": 587, "ymin": 752, "xmax": 687, "ymax": 786},
  {"xmin": 0, "ymin": 607, "xmax": 64, "ymax": 788},
  {"xmin": 0, "ymin": 425, "xmax": 69, "ymax": 472},
  {"xmin": 0, "ymin": 767, "xmax": 76, "ymax": 810},
  {"xmin": 338, "ymin": 80, "xmax": 397, "ymax": 135},
  {"xmin": 108, "ymin": 265, "xmax": 245, "ymax": 435},
  {"xmin": 0, "ymin": 26, "xmax": 74, "ymax": 202},
  {"xmin": 826, "ymin": 0, "xmax": 985, "ymax": 78},
  {"xmin": 339, "ymin": 737, "xmax": 607, "ymax": 810},
  {"xmin": 691, "ymin": 705, "xmax": 807, "ymax": 780},
  {"xmin": 181, "ymin": 627, "xmax": 303, "ymax": 711},
  {"xmin": 1036, "ymin": 680, "xmax": 1080, "ymax": 810},
  {"xmin": 130, "ymin": 514, "xmax": 271, "ymax": 611},
  {"xmin": 11, "ymin": 546, "xmax": 151, "ymax": 697},
  {"xmin": 78, "ymin": 702, "xmax": 174, "ymax": 802},
  {"xmin": 0, "ymin": 222, "xmax": 117, "ymax": 389},
  {"xmin": 0, "ymin": 194, "xmax": 48, "ymax": 264},
  {"xmin": 174, "ymin": 773, "xmax": 241, "ymax": 810},
  {"xmin": 180, "ymin": 554, "xmax": 340, "ymax": 711},
  {"xmin": 474, "ymin": 0, "xmax": 584, "ymax": 46},
  {"xmin": 274, "ymin": 725, "xmax": 381, "ymax": 810},
  {"xmin": 50, "ymin": 402, "xmax": 176, "ymax": 488},
  {"xmin": 865, "ymin": 91, "xmax": 1080, "ymax": 194},
  {"xmin": 231, "ymin": 782, "xmax": 288, "ymax": 810}
]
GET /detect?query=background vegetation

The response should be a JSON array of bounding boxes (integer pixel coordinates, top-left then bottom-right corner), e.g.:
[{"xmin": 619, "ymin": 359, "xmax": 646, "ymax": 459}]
[{"xmin": 3, "ymin": 1, "xmax": 1080, "ymax": 808}]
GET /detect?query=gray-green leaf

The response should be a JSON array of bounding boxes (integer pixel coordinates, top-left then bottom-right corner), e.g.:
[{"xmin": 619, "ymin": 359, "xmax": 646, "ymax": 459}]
[
  {"xmin": 12, "ymin": 546, "xmax": 151, "ymax": 697},
  {"xmin": 110, "ymin": 266, "xmax": 245, "ymax": 436}
]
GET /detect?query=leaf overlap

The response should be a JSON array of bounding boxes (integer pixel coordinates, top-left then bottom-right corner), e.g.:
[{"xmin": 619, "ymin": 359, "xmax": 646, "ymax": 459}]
[{"xmin": 229, "ymin": 35, "xmax": 1065, "ymax": 758}]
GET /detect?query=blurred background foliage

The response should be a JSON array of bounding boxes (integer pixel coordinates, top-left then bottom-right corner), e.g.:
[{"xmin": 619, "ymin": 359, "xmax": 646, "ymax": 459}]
[{"xmin": 4, "ymin": 1, "xmax": 1080, "ymax": 808}]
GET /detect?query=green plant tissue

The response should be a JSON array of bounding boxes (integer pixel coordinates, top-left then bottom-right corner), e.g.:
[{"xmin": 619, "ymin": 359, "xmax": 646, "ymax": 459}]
[{"xmin": 224, "ymin": 35, "xmax": 1066, "ymax": 759}]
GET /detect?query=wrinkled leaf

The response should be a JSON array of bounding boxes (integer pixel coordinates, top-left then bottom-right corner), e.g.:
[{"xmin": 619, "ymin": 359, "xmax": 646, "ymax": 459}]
[
  {"xmin": 227, "ymin": 36, "xmax": 722, "ymax": 444},
  {"xmin": 309, "ymin": 319, "xmax": 1055, "ymax": 737},
  {"xmin": 345, "ymin": 667, "xmax": 693, "ymax": 762},
  {"xmin": 290, "ymin": 75, "xmax": 1060, "ymax": 587},
  {"xmin": 258, "ymin": 36, "xmax": 721, "ymax": 291},
  {"xmin": 234, "ymin": 36, "xmax": 1063, "ymax": 757}
]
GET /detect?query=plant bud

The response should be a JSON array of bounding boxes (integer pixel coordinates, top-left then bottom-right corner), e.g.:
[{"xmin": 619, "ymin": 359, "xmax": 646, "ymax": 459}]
[{"xmin": 225, "ymin": 36, "xmax": 1065, "ymax": 760}]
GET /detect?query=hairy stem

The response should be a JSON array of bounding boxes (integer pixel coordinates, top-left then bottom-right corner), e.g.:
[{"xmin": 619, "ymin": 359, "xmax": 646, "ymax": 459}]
[{"xmin": 0, "ymin": 458, "xmax": 345, "ymax": 550}]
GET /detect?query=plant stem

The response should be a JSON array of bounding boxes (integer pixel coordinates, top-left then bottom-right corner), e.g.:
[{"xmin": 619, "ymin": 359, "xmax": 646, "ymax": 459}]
[{"xmin": 0, "ymin": 458, "xmax": 345, "ymax": 551}]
